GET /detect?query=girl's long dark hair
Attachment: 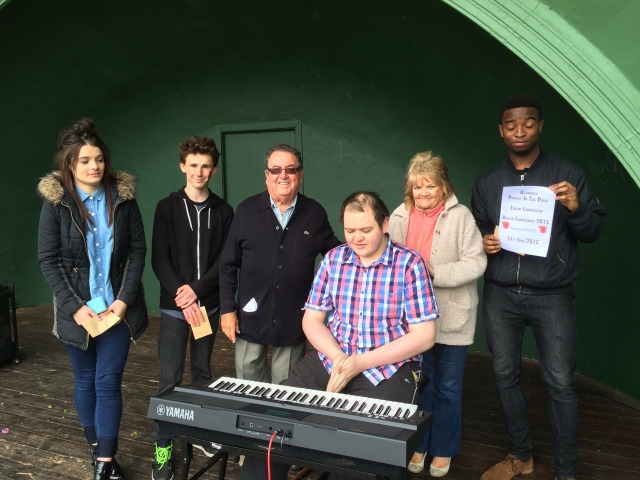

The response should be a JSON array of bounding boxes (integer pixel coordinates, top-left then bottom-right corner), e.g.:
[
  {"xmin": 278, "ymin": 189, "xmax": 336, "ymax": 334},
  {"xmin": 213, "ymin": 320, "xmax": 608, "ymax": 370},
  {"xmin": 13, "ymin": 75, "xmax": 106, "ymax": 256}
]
[{"xmin": 55, "ymin": 119, "xmax": 114, "ymax": 230}]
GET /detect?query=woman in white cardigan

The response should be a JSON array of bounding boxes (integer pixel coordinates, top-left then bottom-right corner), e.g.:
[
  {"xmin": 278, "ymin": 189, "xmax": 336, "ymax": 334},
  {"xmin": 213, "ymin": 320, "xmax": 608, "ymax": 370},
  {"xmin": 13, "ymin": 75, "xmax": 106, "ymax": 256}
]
[{"xmin": 388, "ymin": 151, "xmax": 486, "ymax": 477}]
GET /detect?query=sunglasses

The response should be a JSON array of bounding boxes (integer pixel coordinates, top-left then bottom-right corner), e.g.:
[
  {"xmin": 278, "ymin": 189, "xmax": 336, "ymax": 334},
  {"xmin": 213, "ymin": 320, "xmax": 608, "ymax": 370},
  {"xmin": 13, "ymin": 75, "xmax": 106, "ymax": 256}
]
[{"xmin": 266, "ymin": 166, "xmax": 300, "ymax": 175}]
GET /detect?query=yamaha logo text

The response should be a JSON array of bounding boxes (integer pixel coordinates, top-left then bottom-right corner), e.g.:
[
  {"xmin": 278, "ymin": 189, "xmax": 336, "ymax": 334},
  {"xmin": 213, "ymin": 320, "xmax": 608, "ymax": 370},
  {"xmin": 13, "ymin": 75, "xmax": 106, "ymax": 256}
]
[{"xmin": 156, "ymin": 404, "xmax": 195, "ymax": 422}]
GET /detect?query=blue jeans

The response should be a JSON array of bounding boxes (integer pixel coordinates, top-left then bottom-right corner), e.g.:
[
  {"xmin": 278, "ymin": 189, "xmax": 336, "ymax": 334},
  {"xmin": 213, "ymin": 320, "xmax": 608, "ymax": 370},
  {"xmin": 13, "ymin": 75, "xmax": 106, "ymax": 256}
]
[
  {"xmin": 415, "ymin": 343, "xmax": 468, "ymax": 458},
  {"xmin": 66, "ymin": 321, "xmax": 131, "ymax": 458},
  {"xmin": 483, "ymin": 283, "xmax": 578, "ymax": 479}
]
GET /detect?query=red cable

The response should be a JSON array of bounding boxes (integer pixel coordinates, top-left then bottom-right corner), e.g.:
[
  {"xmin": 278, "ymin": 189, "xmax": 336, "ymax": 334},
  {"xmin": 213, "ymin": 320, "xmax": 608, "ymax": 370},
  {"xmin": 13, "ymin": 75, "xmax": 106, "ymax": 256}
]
[{"xmin": 267, "ymin": 430, "xmax": 280, "ymax": 480}]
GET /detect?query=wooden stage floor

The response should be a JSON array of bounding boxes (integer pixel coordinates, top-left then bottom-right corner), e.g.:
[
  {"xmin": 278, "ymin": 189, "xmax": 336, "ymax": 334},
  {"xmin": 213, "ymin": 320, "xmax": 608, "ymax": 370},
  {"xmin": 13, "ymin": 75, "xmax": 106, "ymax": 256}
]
[{"xmin": 1, "ymin": 305, "xmax": 639, "ymax": 479}]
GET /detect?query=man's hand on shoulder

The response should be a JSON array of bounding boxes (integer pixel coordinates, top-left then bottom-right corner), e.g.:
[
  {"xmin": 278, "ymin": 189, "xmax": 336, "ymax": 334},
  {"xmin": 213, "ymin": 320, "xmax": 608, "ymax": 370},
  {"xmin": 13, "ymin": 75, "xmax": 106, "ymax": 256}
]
[
  {"xmin": 221, "ymin": 311, "xmax": 241, "ymax": 343},
  {"xmin": 549, "ymin": 181, "xmax": 579, "ymax": 212}
]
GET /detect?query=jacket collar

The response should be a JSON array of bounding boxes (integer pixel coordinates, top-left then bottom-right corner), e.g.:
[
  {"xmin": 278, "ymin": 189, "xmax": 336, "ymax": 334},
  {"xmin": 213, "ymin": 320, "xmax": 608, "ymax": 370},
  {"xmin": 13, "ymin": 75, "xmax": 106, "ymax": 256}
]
[
  {"xmin": 258, "ymin": 190, "xmax": 307, "ymax": 213},
  {"xmin": 37, "ymin": 170, "xmax": 137, "ymax": 205},
  {"xmin": 505, "ymin": 149, "xmax": 548, "ymax": 175},
  {"xmin": 394, "ymin": 193, "xmax": 459, "ymax": 218},
  {"xmin": 172, "ymin": 187, "xmax": 224, "ymax": 208}
]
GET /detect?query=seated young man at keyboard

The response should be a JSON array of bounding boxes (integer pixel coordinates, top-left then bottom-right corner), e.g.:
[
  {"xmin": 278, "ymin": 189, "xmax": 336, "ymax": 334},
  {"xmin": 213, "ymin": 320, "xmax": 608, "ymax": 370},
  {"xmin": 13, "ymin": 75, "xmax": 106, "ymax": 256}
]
[{"xmin": 240, "ymin": 191, "xmax": 439, "ymax": 480}]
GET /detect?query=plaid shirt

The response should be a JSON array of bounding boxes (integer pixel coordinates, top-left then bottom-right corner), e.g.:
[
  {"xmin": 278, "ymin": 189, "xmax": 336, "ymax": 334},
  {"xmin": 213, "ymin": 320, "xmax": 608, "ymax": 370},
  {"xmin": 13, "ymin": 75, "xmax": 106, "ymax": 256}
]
[{"xmin": 305, "ymin": 237, "xmax": 438, "ymax": 385}]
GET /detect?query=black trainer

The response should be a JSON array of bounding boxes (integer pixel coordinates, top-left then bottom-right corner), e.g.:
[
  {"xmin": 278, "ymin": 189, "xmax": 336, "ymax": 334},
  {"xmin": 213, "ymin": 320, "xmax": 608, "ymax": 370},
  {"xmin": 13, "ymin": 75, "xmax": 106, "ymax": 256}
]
[{"xmin": 151, "ymin": 440, "xmax": 174, "ymax": 480}]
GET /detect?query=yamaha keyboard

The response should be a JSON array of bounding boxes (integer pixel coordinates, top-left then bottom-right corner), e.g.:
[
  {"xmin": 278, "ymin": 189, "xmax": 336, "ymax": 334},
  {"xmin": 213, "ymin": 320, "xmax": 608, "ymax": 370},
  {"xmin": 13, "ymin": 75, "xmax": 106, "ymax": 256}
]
[{"xmin": 148, "ymin": 376, "xmax": 433, "ymax": 479}]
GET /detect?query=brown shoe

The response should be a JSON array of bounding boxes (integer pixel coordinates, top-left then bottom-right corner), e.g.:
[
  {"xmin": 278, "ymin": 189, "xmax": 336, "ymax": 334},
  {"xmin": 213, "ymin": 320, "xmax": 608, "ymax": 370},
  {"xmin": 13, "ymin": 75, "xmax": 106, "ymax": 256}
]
[{"xmin": 481, "ymin": 454, "xmax": 534, "ymax": 480}]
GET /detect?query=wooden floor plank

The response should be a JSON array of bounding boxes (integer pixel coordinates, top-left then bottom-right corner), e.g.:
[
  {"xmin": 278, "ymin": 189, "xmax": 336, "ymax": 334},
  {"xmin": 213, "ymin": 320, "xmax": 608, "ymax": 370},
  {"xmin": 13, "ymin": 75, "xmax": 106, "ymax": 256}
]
[{"xmin": 1, "ymin": 305, "xmax": 639, "ymax": 480}]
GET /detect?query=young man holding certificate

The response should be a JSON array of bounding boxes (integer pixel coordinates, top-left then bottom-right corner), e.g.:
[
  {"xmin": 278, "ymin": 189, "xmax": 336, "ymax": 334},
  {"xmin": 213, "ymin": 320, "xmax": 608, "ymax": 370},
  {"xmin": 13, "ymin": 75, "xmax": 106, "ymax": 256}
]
[
  {"xmin": 151, "ymin": 136, "xmax": 234, "ymax": 480},
  {"xmin": 471, "ymin": 94, "xmax": 606, "ymax": 480}
]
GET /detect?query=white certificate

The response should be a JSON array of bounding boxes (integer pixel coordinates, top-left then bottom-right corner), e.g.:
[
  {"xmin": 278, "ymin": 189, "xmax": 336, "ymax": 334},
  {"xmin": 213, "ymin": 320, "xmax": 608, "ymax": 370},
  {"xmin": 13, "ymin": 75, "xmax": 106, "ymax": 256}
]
[{"xmin": 498, "ymin": 186, "xmax": 556, "ymax": 257}]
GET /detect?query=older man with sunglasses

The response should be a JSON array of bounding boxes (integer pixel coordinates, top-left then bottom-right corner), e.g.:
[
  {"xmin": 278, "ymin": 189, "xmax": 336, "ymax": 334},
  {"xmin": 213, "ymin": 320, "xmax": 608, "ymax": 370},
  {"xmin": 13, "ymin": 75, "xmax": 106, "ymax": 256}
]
[{"xmin": 220, "ymin": 143, "xmax": 340, "ymax": 385}]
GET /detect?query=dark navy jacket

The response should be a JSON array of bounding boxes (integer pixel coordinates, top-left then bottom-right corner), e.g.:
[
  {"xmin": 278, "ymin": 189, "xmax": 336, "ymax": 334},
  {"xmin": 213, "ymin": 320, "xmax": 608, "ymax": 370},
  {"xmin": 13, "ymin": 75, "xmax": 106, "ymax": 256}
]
[
  {"xmin": 472, "ymin": 151, "xmax": 606, "ymax": 290},
  {"xmin": 219, "ymin": 191, "xmax": 340, "ymax": 346}
]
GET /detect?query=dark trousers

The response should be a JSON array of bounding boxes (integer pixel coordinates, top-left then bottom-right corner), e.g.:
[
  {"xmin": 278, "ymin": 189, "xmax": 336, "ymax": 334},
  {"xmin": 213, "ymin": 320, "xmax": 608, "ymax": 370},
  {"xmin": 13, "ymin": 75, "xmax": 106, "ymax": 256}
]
[
  {"xmin": 239, "ymin": 352, "xmax": 421, "ymax": 480},
  {"xmin": 483, "ymin": 282, "xmax": 578, "ymax": 479},
  {"xmin": 153, "ymin": 311, "xmax": 219, "ymax": 442}
]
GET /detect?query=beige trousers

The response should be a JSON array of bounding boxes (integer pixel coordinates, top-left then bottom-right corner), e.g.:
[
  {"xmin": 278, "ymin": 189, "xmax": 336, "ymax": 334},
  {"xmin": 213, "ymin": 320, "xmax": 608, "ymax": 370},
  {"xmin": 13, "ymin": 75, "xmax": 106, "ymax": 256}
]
[{"xmin": 234, "ymin": 337, "xmax": 306, "ymax": 384}]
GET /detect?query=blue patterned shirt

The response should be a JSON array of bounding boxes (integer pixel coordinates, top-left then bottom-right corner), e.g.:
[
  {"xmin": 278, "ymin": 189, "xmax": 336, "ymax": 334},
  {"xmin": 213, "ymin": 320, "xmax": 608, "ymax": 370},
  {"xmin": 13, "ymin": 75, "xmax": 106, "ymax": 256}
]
[{"xmin": 305, "ymin": 237, "xmax": 438, "ymax": 385}]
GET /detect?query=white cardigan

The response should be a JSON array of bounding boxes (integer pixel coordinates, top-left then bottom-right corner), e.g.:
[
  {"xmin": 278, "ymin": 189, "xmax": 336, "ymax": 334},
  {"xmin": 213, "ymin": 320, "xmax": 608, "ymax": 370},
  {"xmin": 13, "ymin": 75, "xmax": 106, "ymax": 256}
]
[{"xmin": 388, "ymin": 194, "xmax": 486, "ymax": 346}]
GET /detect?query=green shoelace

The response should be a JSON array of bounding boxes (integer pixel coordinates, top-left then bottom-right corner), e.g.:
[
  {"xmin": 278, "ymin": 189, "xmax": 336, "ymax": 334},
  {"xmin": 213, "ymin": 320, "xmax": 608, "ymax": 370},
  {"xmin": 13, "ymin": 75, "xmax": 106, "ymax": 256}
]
[{"xmin": 154, "ymin": 443, "xmax": 173, "ymax": 468}]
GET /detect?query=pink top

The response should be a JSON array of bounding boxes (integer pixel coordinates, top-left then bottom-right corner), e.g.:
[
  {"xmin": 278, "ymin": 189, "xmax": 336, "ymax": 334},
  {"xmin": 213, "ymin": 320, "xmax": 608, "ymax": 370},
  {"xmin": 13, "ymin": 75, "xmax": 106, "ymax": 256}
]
[{"xmin": 406, "ymin": 201, "xmax": 444, "ymax": 262}]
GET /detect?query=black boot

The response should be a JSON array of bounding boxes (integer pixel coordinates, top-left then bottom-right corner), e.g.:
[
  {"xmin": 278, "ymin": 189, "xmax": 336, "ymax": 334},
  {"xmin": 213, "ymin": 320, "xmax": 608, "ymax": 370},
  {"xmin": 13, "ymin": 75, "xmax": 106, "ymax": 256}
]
[
  {"xmin": 94, "ymin": 461, "xmax": 113, "ymax": 480},
  {"xmin": 109, "ymin": 459, "xmax": 125, "ymax": 480},
  {"xmin": 90, "ymin": 446, "xmax": 124, "ymax": 480}
]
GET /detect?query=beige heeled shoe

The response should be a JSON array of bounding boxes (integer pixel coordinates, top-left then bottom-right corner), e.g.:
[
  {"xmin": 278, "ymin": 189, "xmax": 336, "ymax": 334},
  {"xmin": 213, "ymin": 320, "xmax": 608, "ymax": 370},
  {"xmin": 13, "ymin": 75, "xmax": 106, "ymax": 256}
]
[
  {"xmin": 429, "ymin": 457, "xmax": 451, "ymax": 477},
  {"xmin": 408, "ymin": 452, "xmax": 427, "ymax": 473}
]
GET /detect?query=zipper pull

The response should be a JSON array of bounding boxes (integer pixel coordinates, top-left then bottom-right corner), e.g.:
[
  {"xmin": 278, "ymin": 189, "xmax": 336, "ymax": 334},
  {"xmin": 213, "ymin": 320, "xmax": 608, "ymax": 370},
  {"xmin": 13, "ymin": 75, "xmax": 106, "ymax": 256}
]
[{"xmin": 520, "ymin": 172, "xmax": 527, "ymax": 185}]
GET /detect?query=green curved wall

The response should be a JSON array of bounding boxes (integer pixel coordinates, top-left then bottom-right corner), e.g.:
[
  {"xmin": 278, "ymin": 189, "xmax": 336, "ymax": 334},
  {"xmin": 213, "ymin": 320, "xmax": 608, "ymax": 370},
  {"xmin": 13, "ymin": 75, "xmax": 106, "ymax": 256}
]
[
  {"xmin": 442, "ymin": 0, "xmax": 640, "ymax": 187},
  {"xmin": 0, "ymin": 0, "xmax": 638, "ymax": 400}
]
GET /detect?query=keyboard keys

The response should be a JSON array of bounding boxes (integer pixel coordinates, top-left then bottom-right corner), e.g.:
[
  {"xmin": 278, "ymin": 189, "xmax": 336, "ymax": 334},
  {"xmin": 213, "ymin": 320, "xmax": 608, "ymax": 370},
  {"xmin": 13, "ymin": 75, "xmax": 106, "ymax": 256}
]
[{"xmin": 208, "ymin": 377, "xmax": 418, "ymax": 419}]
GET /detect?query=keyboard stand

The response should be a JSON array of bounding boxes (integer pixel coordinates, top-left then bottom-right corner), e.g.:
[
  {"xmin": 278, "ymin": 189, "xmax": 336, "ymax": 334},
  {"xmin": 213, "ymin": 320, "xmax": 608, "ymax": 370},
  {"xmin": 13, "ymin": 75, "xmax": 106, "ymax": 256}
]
[
  {"xmin": 162, "ymin": 425, "xmax": 410, "ymax": 480},
  {"xmin": 224, "ymin": 445, "xmax": 409, "ymax": 480},
  {"xmin": 179, "ymin": 437, "xmax": 229, "ymax": 480}
]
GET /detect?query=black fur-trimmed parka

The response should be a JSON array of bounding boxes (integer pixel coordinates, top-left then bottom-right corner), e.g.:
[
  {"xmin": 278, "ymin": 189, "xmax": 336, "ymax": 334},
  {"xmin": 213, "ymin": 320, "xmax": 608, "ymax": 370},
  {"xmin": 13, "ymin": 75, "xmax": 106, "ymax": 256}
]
[{"xmin": 37, "ymin": 170, "xmax": 148, "ymax": 349}]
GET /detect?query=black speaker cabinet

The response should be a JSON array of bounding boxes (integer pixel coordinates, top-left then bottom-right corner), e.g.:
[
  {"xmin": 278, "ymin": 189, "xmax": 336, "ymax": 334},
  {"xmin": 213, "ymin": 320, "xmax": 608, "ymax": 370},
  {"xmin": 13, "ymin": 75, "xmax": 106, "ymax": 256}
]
[{"xmin": 0, "ymin": 283, "xmax": 20, "ymax": 365}]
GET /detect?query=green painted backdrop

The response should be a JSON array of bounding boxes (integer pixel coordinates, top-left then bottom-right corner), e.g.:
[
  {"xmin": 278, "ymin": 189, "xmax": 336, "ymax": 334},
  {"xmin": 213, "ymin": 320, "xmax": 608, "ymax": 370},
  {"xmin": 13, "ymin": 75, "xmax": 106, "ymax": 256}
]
[{"xmin": 0, "ymin": 0, "xmax": 637, "ymax": 400}]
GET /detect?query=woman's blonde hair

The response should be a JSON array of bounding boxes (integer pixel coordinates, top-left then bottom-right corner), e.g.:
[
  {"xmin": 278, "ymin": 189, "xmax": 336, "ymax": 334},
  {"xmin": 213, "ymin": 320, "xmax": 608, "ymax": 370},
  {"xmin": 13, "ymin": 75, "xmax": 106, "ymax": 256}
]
[{"xmin": 403, "ymin": 151, "xmax": 455, "ymax": 210}]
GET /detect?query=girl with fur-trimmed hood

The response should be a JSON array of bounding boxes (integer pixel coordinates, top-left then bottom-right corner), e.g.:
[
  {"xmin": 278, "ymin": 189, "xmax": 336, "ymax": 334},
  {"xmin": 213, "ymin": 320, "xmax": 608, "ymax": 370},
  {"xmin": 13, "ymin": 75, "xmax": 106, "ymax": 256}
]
[{"xmin": 37, "ymin": 118, "xmax": 148, "ymax": 480}]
